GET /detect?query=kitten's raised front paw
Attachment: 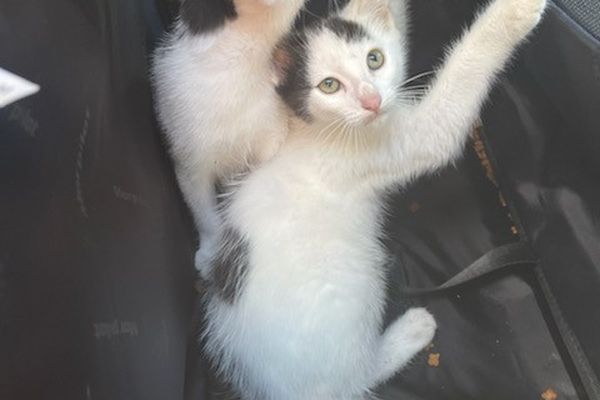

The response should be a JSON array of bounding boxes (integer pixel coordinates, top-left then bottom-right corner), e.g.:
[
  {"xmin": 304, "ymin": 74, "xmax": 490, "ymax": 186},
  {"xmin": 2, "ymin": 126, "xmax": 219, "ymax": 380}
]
[
  {"xmin": 398, "ymin": 307, "xmax": 437, "ymax": 348},
  {"xmin": 504, "ymin": 0, "xmax": 547, "ymax": 37}
]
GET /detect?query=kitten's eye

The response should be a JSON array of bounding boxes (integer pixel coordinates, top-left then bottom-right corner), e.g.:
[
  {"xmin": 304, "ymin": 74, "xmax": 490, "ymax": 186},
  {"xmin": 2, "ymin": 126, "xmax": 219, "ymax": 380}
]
[
  {"xmin": 318, "ymin": 78, "xmax": 341, "ymax": 94},
  {"xmin": 367, "ymin": 49, "xmax": 385, "ymax": 70}
]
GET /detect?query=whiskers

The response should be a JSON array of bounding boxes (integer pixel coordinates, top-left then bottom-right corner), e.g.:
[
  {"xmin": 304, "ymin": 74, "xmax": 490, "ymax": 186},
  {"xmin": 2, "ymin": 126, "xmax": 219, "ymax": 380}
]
[
  {"xmin": 393, "ymin": 70, "xmax": 435, "ymax": 106},
  {"xmin": 315, "ymin": 116, "xmax": 347, "ymax": 143},
  {"xmin": 400, "ymin": 70, "xmax": 435, "ymax": 87},
  {"xmin": 315, "ymin": 111, "xmax": 370, "ymax": 154}
]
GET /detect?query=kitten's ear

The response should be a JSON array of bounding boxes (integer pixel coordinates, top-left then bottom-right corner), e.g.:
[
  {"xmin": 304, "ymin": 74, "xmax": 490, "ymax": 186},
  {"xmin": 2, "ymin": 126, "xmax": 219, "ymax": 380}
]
[
  {"xmin": 388, "ymin": 0, "xmax": 409, "ymax": 37},
  {"xmin": 271, "ymin": 45, "xmax": 292, "ymax": 86},
  {"xmin": 340, "ymin": 0, "xmax": 395, "ymax": 29}
]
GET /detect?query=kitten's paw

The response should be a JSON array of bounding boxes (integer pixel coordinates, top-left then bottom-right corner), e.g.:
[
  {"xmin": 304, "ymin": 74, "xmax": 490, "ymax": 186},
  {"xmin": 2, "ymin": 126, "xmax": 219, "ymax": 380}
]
[
  {"xmin": 194, "ymin": 237, "xmax": 218, "ymax": 278},
  {"xmin": 398, "ymin": 308, "xmax": 437, "ymax": 348},
  {"xmin": 504, "ymin": 0, "xmax": 547, "ymax": 38},
  {"xmin": 373, "ymin": 308, "xmax": 437, "ymax": 384},
  {"xmin": 194, "ymin": 248, "xmax": 209, "ymax": 276}
]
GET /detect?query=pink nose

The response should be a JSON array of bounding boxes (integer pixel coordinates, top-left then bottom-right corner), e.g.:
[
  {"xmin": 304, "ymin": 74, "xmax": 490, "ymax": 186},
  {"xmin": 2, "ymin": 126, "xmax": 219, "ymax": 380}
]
[{"xmin": 360, "ymin": 94, "xmax": 382, "ymax": 113}]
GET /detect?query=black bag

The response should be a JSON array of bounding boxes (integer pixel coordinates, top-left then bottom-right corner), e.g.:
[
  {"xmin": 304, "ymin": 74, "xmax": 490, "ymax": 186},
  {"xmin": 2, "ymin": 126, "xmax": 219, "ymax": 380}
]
[{"xmin": 1, "ymin": 1, "xmax": 599, "ymax": 399}]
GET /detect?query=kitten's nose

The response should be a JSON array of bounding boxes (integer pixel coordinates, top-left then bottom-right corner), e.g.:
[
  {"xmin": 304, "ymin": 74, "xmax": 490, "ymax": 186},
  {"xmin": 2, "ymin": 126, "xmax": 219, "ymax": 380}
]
[{"xmin": 360, "ymin": 94, "xmax": 382, "ymax": 113}]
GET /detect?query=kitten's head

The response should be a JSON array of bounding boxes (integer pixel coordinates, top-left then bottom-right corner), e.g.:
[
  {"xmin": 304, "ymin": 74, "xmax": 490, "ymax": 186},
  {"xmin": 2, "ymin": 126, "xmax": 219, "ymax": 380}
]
[{"xmin": 274, "ymin": 0, "xmax": 408, "ymax": 129}]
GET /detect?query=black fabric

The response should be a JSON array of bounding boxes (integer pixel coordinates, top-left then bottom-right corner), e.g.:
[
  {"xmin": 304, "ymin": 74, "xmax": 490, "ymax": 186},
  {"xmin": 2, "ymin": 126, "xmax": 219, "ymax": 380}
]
[
  {"xmin": 0, "ymin": 1, "xmax": 196, "ymax": 399},
  {"xmin": 399, "ymin": 242, "xmax": 538, "ymax": 296},
  {"xmin": 378, "ymin": 149, "xmax": 580, "ymax": 400},
  {"xmin": 482, "ymin": 2, "xmax": 600, "ymax": 397},
  {"xmin": 180, "ymin": 0, "xmax": 237, "ymax": 35},
  {"xmin": 1, "ymin": 0, "xmax": 598, "ymax": 400}
]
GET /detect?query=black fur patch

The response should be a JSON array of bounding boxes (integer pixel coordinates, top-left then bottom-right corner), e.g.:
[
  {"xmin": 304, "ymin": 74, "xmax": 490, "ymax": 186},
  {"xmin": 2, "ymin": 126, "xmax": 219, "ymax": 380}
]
[
  {"xmin": 275, "ymin": 30, "xmax": 313, "ymax": 120},
  {"xmin": 324, "ymin": 17, "xmax": 368, "ymax": 42},
  {"xmin": 180, "ymin": 0, "xmax": 237, "ymax": 35},
  {"xmin": 209, "ymin": 226, "xmax": 250, "ymax": 304}
]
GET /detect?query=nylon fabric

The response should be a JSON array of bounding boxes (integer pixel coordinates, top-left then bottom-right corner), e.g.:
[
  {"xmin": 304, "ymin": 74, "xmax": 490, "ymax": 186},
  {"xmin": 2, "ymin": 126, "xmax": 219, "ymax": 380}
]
[{"xmin": 556, "ymin": 0, "xmax": 600, "ymax": 40}]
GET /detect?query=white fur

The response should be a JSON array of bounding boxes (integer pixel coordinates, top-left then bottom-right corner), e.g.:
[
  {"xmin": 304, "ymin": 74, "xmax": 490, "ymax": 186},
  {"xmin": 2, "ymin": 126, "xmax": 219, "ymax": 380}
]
[
  {"xmin": 204, "ymin": 0, "xmax": 546, "ymax": 399},
  {"xmin": 151, "ymin": 0, "xmax": 305, "ymax": 273}
]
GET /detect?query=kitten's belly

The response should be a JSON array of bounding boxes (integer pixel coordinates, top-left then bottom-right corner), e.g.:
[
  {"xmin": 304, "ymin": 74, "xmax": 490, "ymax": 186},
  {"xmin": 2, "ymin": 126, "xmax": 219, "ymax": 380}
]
[
  {"xmin": 209, "ymin": 236, "xmax": 385, "ymax": 398},
  {"xmin": 209, "ymin": 174, "xmax": 386, "ymax": 397}
]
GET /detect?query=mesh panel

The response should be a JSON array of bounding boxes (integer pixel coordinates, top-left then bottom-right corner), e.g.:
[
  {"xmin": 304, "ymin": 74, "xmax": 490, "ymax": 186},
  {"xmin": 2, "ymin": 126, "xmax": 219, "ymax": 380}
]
[{"xmin": 556, "ymin": 0, "xmax": 600, "ymax": 40}]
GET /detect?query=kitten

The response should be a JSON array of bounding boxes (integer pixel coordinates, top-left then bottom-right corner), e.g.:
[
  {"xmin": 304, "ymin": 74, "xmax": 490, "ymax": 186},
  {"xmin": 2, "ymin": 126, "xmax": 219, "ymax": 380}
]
[
  {"xmin": 151, "ymin": 0, "xmax": 306, "ymax": 275},
  {"xmin": 203, "ymin": 0, "xmax": 546, "ymax": 399}
]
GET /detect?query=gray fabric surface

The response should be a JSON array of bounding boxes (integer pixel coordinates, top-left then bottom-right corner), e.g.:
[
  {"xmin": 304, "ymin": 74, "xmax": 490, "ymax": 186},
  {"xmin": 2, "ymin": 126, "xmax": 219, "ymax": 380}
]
[{"xmin": 556, "ymin": 0, "xmax": 600, "ymax": 40}]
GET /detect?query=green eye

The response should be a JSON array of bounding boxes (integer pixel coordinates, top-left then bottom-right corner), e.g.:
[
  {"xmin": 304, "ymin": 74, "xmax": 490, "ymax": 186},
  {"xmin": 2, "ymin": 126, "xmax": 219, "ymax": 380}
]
[
  {"xmin": 318, "ymin": 77, "xmax": 341, "ymax": 94},
  {"xmin": 367, "ymin": 49, "xmax": 385, "ymax": 70}
]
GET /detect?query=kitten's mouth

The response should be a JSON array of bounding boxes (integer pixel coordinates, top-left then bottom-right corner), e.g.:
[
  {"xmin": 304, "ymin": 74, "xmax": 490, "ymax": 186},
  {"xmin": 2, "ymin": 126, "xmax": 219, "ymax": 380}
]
[{"xmin": 364, "ymin": 110, "xmax": 382, "ymax": 125}]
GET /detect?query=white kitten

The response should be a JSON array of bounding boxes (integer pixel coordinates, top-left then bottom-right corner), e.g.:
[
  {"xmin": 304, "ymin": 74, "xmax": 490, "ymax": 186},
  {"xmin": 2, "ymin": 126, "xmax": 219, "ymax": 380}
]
[
  {"xmin": 202, "ymin": 0, "xmax": 546, "ymax": 399},
  {"xmin": 151, "ymin": 0, "xmax": 306, "ymax": 274}
]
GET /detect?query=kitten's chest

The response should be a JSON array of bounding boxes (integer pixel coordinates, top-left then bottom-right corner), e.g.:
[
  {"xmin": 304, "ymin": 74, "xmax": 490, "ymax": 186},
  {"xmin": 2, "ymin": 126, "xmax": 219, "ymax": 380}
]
[{"xmin": 239, "ymin": 165, "xmax": 385, "ymax": 258}]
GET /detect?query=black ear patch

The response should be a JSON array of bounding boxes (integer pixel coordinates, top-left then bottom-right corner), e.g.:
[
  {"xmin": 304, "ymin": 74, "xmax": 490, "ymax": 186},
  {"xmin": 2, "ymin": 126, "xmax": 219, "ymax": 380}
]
[
  {"xmin": 180, "ymin": 0, "xmax": 237, "ymax": 35},
  {"xmin": 275, "ymin": 32, "xmax": 313, "ymax": 121}
]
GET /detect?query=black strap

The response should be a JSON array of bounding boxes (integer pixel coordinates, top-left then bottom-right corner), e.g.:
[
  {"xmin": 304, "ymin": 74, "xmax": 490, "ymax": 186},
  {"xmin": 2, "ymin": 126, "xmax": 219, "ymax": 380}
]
[{"xmin": 400, "ymin": 242, "xmax": 539, "ymax": 296}]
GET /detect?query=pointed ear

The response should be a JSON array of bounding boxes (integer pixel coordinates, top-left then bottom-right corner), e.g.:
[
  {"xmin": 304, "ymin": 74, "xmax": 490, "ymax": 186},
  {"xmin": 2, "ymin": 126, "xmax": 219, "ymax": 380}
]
[
  {"xmin": 389, "ymin": 0, "xmax": 409, "ymax": 36},
  {"xmin": 340, "ymin": 0, "xmax": 395, "ymax": 29},
  {"xmin": 271, "ymin": 45, "xmax": 292, "ymax": 86}
]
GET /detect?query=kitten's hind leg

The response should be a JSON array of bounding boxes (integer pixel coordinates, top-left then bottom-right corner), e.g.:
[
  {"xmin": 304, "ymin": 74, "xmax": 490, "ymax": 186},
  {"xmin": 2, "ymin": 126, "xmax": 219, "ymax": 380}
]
[{"xmin": 371, "ymin": 308, "xmax": 437, "ymax": 387}]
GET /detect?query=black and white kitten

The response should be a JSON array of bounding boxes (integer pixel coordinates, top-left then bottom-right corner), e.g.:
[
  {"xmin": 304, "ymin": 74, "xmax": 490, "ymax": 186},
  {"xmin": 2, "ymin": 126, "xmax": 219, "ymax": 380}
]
[{"xmin": 202, "ymin": 0, "xmax": 546, "ymax": 399}]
